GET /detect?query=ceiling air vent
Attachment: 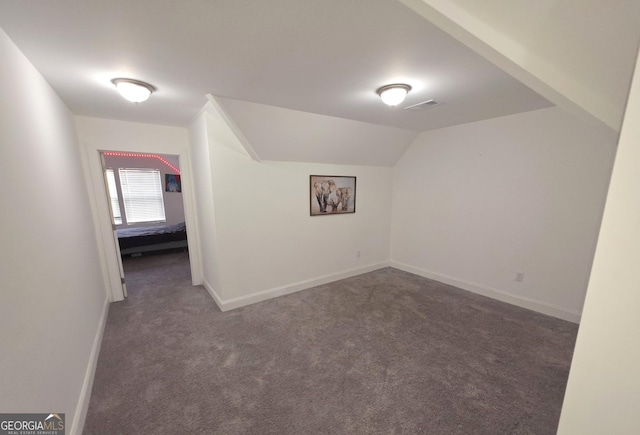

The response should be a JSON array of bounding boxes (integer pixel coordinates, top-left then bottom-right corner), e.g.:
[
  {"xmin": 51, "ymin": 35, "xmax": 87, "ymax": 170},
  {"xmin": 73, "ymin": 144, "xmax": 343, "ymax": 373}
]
[{"xmin": 404, "ymin": 99, "xmax": 439, "ymax": 111}]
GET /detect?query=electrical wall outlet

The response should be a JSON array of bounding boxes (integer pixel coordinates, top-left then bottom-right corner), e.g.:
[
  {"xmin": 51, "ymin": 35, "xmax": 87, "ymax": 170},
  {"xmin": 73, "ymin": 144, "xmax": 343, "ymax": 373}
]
[
  {"xmin": 516, "ymin": 272, "xmax": 524, "ymax": 282},
  {"xmin": 356, "ymin": 250, "xmax": 361, "ymax": 258}
]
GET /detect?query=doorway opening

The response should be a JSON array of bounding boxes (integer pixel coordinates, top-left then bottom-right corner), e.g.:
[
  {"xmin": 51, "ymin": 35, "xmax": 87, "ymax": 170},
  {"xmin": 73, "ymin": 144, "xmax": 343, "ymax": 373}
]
[{"xmin": 101, "ymin": 151, "xmax": 192, "ymax": 297}]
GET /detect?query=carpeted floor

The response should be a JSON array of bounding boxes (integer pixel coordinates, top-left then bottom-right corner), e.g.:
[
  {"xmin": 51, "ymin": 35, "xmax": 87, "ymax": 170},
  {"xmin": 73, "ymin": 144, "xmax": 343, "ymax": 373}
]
[{"xmin": 83, "ymin": 251, "xmax": 577, "ymax": 434}]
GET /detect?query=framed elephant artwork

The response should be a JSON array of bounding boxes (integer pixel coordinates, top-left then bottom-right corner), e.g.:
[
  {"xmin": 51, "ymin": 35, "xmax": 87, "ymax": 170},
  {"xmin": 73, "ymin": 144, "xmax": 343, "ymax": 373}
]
[{"xmin": 310, "ymin": 175, "xmax": 356, "ymax": 216}]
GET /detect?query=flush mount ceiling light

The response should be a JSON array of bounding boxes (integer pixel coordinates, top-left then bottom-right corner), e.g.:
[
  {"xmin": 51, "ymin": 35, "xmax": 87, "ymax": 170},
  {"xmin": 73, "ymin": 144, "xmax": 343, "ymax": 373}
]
[
  {"xmin": 111, "ymin": 78, "xmax": 155, "ymax": 103},
  {"xmin": 376, "ymin": 83, "xmax": 412, "ymax": 107}
]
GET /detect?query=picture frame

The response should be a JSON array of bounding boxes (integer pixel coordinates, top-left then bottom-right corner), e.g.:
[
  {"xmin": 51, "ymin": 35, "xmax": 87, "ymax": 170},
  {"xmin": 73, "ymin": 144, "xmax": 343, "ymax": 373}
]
[
  {"xmin": 165, "ymin": 174, "xmax": 181, "ymax": 192},
  {"xmin": 310, "ymin": 175, "xmax": 356, "ymax": 216}
]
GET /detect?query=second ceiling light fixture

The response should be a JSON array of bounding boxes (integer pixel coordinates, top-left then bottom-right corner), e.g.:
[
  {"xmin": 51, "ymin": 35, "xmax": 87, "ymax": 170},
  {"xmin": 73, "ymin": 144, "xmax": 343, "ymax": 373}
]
[{"xmin": 376, "ymin": 83, "xmax": 412, "ymax": 107}]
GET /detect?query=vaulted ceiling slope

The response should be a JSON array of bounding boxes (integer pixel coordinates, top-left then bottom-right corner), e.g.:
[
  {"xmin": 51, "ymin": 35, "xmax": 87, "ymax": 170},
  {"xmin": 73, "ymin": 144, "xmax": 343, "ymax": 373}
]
[
  {"xmin": 213, "ymin": 96, "xmax": 419, "ymax": 166},
  {"xmin": 401, "ymin": 0, "xmax": 640, "ymax": 132}
]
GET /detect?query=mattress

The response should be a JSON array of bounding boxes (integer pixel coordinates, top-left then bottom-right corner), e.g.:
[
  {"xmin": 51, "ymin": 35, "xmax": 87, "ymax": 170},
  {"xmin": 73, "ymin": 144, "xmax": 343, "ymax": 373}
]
[{"xmin": 116, "ymin": 221, "xmax": 187, "ymax": 250}]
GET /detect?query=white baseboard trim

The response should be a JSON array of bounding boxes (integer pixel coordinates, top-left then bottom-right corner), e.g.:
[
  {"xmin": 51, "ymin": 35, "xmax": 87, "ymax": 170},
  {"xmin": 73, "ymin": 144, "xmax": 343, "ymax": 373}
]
[
  {"xmin": 202, "ymin": 278, "xmax": 225, "ymax": 312},
  {"xmin": 71, "ymin": 297, "xmax": 110, "ymax": 435},
  {"xmin": 203, "ymin": 262, "xmax": 390, "ymax": 312},
  {"xmin": 390, "ymin": 261, "xmax": 581, "ymax": 324}
]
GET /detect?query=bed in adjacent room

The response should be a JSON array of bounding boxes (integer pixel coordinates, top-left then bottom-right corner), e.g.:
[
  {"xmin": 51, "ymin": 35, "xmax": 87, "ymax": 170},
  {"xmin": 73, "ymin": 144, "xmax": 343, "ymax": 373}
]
[{"xmin": 117, "ymin": 221, "xmax": 188, "ymax": 256}]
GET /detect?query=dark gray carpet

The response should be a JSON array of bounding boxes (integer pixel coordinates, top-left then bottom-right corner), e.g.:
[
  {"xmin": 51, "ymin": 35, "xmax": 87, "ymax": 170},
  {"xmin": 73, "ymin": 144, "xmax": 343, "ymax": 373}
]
[{"xmin": 84, "ymin": 252, "xmax": 577, "ymax": 434}]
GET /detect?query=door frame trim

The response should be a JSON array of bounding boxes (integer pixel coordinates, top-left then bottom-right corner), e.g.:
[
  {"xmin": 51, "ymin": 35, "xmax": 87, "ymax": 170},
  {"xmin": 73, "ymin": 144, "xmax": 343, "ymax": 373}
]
[{"xmin": 83, "ymin": 144, "xmax": 202, "ymax": 302}]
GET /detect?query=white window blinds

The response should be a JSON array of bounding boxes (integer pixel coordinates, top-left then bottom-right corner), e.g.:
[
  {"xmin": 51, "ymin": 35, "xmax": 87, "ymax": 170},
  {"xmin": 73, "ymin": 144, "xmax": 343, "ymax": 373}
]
[
  {"xmin": 118, "ymin": 168, "xmax": 166, "ymax": 224},
  {"xmin": 105, "ymin": 169, "xmax": 123, "ymax": 225}
]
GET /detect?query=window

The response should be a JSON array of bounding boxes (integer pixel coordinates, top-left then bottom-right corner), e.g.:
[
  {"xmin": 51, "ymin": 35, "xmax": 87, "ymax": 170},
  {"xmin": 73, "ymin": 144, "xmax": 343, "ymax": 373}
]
[
  {"xmin": 118, "ymin": 168, "xmax": 166, "ymax": 224},
  {"xmin": 105, "ymin": 169, "xmax": 122, "ymax": 225}
]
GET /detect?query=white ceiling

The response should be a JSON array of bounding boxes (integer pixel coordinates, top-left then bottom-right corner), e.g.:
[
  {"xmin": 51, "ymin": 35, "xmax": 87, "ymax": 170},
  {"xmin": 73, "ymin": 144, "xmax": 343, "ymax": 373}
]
[
  {"xmin": 4, "ymin": 1, "xmax": 637, "ymax": 166},
  {"xmin": 0, "ymin": 0, "xmax": 551, "ymax": 133}
]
